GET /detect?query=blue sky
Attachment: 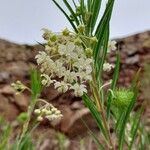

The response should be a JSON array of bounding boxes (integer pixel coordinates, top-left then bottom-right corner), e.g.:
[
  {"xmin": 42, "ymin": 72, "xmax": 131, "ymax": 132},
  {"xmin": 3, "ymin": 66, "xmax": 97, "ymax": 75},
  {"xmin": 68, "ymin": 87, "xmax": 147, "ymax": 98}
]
[{"xmin": 0, "ymin": 0, "xmax": 149, "ymax": 44}]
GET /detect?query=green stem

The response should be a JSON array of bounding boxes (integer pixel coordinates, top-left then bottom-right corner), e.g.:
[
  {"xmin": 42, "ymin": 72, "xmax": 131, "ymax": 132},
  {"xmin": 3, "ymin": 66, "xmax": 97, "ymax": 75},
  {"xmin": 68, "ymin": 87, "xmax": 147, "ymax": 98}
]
[
  {"xmin": 16, "ymin": 98, "xmax": 37, "ymax": 150},
  {"xmin": 92, "ymin": 71, "xmax": 114, "ymax": 150}
]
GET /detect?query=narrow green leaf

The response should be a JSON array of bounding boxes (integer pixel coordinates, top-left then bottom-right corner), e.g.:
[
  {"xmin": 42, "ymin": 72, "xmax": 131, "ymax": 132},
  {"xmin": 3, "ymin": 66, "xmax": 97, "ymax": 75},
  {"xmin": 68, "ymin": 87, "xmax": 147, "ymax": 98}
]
[
  {"xmin": 96, "ymin": 26, "xmax": 109, "ymax": 78},
  {"xmin": 87, "ymin": 0, "xmax": 92, "ymax": 12},
  {"xmin": 95, "ymin": 0, "xmax": 114, "ymax": 36},
  {"xmin": 130, "ymin": 68, "xmax": 141, "ymax": 91},
  {"xmin": 129, "ymin": 107, "xmax": 144, "ymax": 150},
  {"xmin": 0, "ymin": 124, "xmax": 12, "ymax": 150},
  {"xmin": 82, "ymin": 93, "xmax": 108, "ymax": 139},
  {"xmin": 93, "ymin": 0, "xmax": 114, "ymax": 62},
  {"xmin": 118, "ymin": 89, "xmax": 138, "ymax": 150},
  {"xmin": 36, "ymin": 41, "xmax": 45, "ymax": 47},
  {"xmin": 107, "ymin": 53, "xmax": 120, "ymax": 118},
  {"xmin": 72, "ymin": 0, "xmax": 77, "ymax": 8},
  {"xmin": 115, "ymin": 111, "xmax": 126, "ymax": 132},
  {"xmin": 18, "ymin": 134, "xmax": 35, "ymax": 150},
  {"xmin": 63, "ymin": 0, "xmax": 79, "ymax": 25},
  {"xmin": 51, "ymin": 0, "xmax": 78, "ymax": 32},
  {"xmin": 89, "ymin": 0, "xmax": 102, "ymax": 33},
  {"xmin": 31, "ymin": 69, "xmax": 41, "ymax": 100},
  {"xmin": 80, "ymin": 0, "xmax": 86, "ymax": 24},
  {"xmin": 89, "ymin": 132, "xmax": 105, "ymax": 150},
  {"xmin": 81, "ymin": 118, "xmax": 105, "ymax": 150}
]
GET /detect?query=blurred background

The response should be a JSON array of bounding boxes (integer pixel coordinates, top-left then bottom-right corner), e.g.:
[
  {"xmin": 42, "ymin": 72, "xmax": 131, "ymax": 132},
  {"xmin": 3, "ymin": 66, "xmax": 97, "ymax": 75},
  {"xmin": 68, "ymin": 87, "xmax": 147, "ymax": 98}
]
[{"xmin": 0, "ymin": 0, "xmax": 149, "ymax": 44}]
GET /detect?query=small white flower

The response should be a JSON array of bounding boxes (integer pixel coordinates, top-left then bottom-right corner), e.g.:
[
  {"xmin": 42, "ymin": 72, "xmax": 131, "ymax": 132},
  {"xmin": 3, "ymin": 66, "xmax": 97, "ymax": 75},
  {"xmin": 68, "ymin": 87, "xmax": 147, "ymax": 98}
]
[
  {"xmin": 70, "ymin": 83, "xmax": 87, "ymax": 97},
  {"xmin": 45, "ymin": 45, "xmax": 52, "ymax": 53},
  {"xmin": 45, "ymin": 110, "xmax": 52, "ymax": 115},
  {"xmin": 108, "ymin": 40, "xmax": 117, "ymax": 52},
  {"xmin": 34, "ymin": 109, "xmax": 41, "ymax": 114},
  {"xmin": 42, "ymin": 28, "xmax": 52, "ymax": 40},
  {"xmin": 55, "ymin": 60, "xmax": 66, "ymax": 78},
  {"xmin": 54, "ymin": 81, "xmax": 69, "ymax": 93},
  {"xmin": 77, "ymin": 71, "xmax": 92, "ymax": 81},
  {"xmin": 37, "ymin": 116, "xmax": 43, "ymax": 122},
  {"xmin": 103, "ymin": 63, "xmax": 114, "ymax": 72},
  {"xmin": 63, "ymin": 70, "xmax": 77, "ymax": 83},
  {"xmin": 35, "ymin": 51, "xmax": 47, "ymax": 65},
  {"xmin": 41, "ymin": 108, "xmax": 47, "ymax": 114},
  {"xmin": 66, "ymin": 42, "xmax": 75, "ymax": 53},
  {"xmin": 85, "ymin": 66, "xmax": 92, "ymax": 74},
  {"xmin": 55, "ymin": 110, "xmax": 61, "ymax": 115},
  {"xmin": 58, "ymin": 44, "xmax": 66, "ymax": 55},
  {"xmin": 51, "ymin": 107, "xmax": 57, "ymax": 112},
  {"xmin": 41, "ymin": 74, "xmax": 54, "ymax": 86}
]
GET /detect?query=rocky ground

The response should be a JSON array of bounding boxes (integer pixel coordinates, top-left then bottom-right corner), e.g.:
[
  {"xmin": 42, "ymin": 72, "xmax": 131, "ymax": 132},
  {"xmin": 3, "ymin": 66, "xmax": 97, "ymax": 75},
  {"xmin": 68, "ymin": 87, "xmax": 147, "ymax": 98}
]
[{"xmin": 0, "ymin": 31, "xmax": 150, "ymax": 149}]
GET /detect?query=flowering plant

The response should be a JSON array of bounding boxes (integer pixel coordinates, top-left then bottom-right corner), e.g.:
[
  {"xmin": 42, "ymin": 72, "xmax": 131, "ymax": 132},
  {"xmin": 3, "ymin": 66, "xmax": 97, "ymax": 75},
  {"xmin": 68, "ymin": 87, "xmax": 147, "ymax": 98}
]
[{"xmin": 7, "ymin": 0, "xmax": 149, "ymax": 150}]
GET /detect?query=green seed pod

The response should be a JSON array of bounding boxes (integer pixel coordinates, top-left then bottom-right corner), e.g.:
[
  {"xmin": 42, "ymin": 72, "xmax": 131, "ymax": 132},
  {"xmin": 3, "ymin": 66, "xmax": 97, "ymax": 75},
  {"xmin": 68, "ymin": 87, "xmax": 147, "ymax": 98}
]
[{"xmin": 112, "ymin": 88, "xmax": 134, "ymax": 108}]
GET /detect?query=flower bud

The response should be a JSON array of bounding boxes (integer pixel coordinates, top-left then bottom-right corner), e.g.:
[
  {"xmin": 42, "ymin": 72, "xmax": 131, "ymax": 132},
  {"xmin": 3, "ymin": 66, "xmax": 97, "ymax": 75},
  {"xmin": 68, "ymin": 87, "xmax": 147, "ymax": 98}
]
[
  {"xmin": 45, "ymin": 110, "xmax": 52, "ymax": 115},
  {"xmin": 34, "ymin": 109, "xmax": 41, "ymax": 114},
  {"xmin": 85, "ymin": 48, "xmax": 93, "ymax": 57},
  {"xmin": 37, "ymin": 116, "xmax": 43, "ymax": 122},
  {"xmin": 62, "ymin": 28, "xmax": 70, "ymax": 36},
  {"xmin": 41, "ymin": 108, "xmax": 47, "ymax": 114},
  {"xmin": 55, "ymin": 110, "xmax": 61, "ymax": 115},
  {"xmin": 77, "ymin": 24, "xmax": 85, "ymax": 33},
  {"xmin": 74, "ymin": 38, "xmax": 82, "ymax": 45},
  {"xmin": 51, "ymin": 107, "xmax": 57, "ymax": 112},
  {"xmin": 11, "ymin": 80, "xmax": 26, "ymax": 93},
  {"xmin": 50, "ymin": 34, "xmax": 57, "ymax": 42},
  {"xmin": 42, "ymin": 29, "xmax": 51, "ymax": 40},
  {"xmin": 90, "ymin": 36, "xmax": 98, "ymax": 44}
]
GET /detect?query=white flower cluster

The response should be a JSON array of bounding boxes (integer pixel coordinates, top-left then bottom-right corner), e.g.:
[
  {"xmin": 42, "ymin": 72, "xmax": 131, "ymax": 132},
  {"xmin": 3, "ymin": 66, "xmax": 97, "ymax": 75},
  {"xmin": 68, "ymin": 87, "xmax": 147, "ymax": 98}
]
[
  {"xmin": 35, "ymin": 28, "xmax": 92, "ymax": 97},
  {"xmin": 11, "ymin": 80, "xmax": 27, "ymax": 94},
  {"xmin": 34, "ymin": 103, "xmax": 63, "ymax": 122},
  {"xmin": 103, "ymin": 40, "xmax": 117, "ymax": 72},
  {"xmin": 103, "ymin": 62, "xmax": 114, "ymax": 72},
  {"xmin": 108, "ymin": 40, "xmax": 117, "ymax": 52}
]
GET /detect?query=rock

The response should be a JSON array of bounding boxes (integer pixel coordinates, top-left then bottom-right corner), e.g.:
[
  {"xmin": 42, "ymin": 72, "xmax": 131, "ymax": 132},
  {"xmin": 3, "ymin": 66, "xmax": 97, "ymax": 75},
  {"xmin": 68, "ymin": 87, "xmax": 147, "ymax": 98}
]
[
  {"xmin": 125, "ymin": 55, "xmax": 139, "ymax": 64},
  {"xmin": 71, "ymin": 101, "xmax": 83, "ymax": 110},
  {"xmin": 0, "ymin": 85, "xmax": 15, "ymax": 95},
  {"xmin": 39, "ymin": 139, "xmax": 57, "ymax": 150},
  {"xmin": 13, "ymin": 94, "xmax": 29, "ymax": 111},
  {"xmin": 0, "ymin": 72, "xmax": 10, "ymax": 83},
  {"xmin": 61, "ymin": 108, "xmax": 96, "ymax": 137},
  {"xmin": 0, "ymin": 94, "xmax": 19, "ymax": 121},
  {"xmin": 6, "ymin": 62, "xmax": 29, "ymax": 76}
]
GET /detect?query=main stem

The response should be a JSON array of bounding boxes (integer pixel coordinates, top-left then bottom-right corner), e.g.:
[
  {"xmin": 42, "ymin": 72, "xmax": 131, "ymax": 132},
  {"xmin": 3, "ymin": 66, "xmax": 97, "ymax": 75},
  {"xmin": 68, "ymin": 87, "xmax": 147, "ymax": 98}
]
[{"xmin": 92, "ymin": 72, "xmax": 114, "ymax": 150}]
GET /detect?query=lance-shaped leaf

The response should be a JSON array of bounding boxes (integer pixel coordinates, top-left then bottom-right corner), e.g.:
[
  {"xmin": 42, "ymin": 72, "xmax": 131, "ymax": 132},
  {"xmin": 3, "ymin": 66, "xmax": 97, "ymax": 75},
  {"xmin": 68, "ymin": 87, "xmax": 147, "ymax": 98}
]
[
  {"xmin": 52, "ymin": 0, "xmax": 78, "ymax": 32},
  {"xmin": 89, "ymin": 0, "xmax": 102, "ymax": 34},
  {"xmin": 93, "ymin": 0, "xmax": 115, "ymax": 63},
  {"xmin": 82, "ymin": 93, "xmax": 108, "ymax": 140},
  {"xmin": 107, "ymin": 53, "xmax": 120, "ymax": 119}
]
